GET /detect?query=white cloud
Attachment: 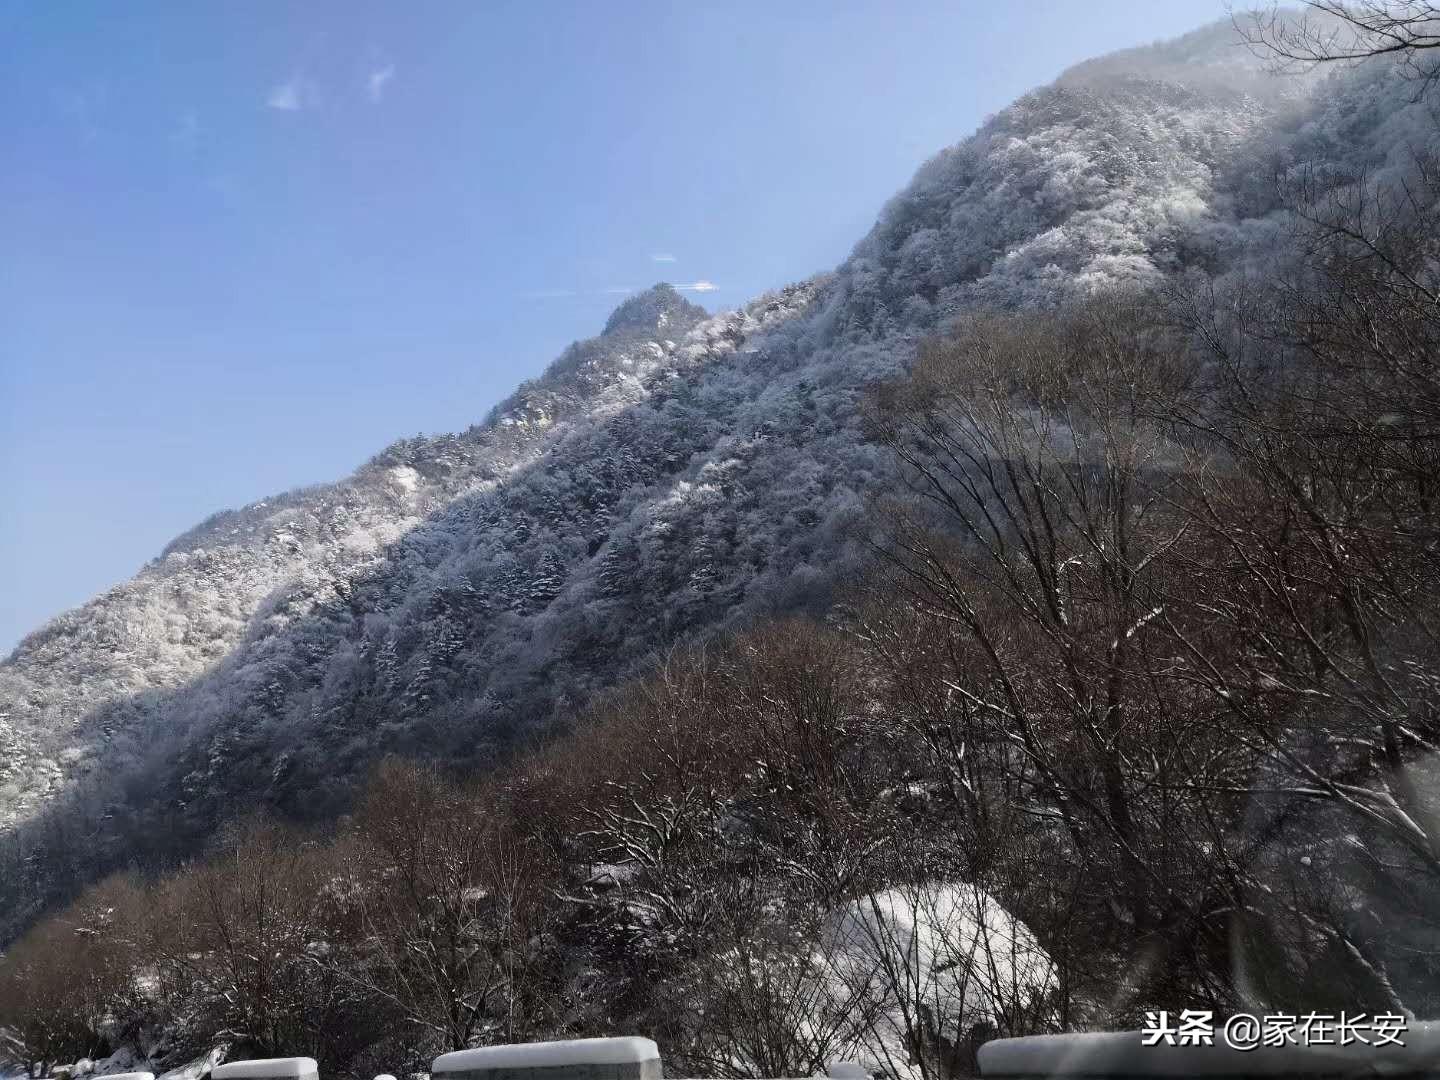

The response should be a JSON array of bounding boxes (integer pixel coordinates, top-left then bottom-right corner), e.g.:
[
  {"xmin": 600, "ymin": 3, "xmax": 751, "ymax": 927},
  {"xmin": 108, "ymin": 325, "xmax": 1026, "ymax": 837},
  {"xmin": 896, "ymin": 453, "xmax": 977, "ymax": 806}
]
[
  {"xmin": 267, "ymin": 80, "xmax": 301, "ymax": 111},
  {"xmin": 367, "ymin": 64, "xmax": 395, "ymax": 103},
  {"xmin": 676, "ymin": 280, "xmax": 718, "ymax": 293},
  {"xmin": 266, "ymin": 75, "xmax": 316, "ymax": 111},
  {"xmin": 650, "ymin": 253, "xmax": 677, "ymax": 263}
]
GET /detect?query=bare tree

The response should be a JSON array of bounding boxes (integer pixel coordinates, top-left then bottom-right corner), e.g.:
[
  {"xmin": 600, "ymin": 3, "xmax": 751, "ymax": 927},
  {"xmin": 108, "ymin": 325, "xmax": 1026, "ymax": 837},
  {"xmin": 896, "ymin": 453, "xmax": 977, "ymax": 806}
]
[
  {"xmin": 1242, "ymin": 2, "xmax": 1440, "ymax": 91},
  {"xmin": 865, "ymin": 297, "xmax": 1249, "ymax": 1015},
  {"xmin": 0, "ymin": 901, "xmax": 131, "ymax": 1074},
  {"xmin": 669, "ymin": 889, "xmax": 881, "ymax": 1080},
  {"xmin": 350, "ymin": 760, "xmax": 554, "ymax": 1052},
  {"xmin": 175, "ymin": 820, "xmax": 332, "ymax": 1054},
  {"xmin": 1164, "ymin": 160, "xmax": 1440, "ymax": 1016}
]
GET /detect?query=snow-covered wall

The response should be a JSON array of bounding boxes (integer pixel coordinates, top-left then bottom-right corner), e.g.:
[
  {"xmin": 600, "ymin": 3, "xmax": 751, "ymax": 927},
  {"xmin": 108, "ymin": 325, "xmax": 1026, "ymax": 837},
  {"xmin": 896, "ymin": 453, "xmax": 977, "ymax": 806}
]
[
  {"xmin": 978, "ymin": 1023, "xmax": 1440, "ymax": 1078},
  {"xmin": 432, "ymin": 1039, "xmax": 662, "ymax": 1080},
  {"xmin": 211, "ymin": 1059, "xmax": 318, "ymax": 1080}
]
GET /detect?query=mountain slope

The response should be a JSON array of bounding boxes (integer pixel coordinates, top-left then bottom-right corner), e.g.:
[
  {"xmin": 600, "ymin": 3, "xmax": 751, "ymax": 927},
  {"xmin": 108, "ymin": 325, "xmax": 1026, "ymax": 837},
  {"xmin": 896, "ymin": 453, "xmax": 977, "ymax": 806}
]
[{"xmin": 4, "ymin": 16, "xmax": 1436, "ymax": 935}]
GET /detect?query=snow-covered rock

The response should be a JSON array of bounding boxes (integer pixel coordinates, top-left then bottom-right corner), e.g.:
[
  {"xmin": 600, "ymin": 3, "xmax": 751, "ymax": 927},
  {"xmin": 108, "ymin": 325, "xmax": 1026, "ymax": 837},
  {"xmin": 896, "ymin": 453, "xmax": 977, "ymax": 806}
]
[{"xmin": 820, "ymin": 883, "xmax": 1055, "ymax": 1079}]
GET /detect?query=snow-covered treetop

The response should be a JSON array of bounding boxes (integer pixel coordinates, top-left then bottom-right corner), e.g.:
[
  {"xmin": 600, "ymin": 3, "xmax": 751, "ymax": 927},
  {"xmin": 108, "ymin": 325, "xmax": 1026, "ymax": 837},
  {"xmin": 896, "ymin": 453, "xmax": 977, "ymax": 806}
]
[{"xmin": 602, "ymin": 283, "xmax": 709, "ymax": 338}]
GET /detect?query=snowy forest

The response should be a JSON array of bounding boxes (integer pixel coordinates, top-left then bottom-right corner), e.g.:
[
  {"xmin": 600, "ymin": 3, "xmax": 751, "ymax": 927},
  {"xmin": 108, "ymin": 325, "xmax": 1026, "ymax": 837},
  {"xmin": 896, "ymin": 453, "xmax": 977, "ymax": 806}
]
[{"xmin": 5, "ymin": 5, "xmax": 1440, "ymax": 1077}]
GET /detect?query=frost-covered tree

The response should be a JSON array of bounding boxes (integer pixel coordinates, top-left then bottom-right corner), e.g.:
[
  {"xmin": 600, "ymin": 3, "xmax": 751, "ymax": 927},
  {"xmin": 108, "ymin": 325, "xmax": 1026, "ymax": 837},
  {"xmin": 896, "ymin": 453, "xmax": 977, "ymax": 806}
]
[{"xmin": 6, "ymin": 12, "xmax": 1440, "ymax": 956}]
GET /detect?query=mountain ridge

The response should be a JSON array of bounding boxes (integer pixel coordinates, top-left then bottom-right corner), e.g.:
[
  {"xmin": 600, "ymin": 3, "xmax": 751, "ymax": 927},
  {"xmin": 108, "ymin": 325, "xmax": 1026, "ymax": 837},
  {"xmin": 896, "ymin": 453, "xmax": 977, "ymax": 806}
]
[{"xmin": 4, "ymin": 14, "xmax": 1435, "ymax": 937}]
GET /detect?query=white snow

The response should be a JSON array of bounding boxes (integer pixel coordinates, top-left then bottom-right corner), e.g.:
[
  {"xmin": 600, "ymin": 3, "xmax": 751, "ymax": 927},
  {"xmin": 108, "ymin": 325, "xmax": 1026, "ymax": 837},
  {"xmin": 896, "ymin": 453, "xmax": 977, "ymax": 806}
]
[
  {"xmin": 212, "ymin": 1061, "xmax": 318, "ymax": 1080},
  {"xmin": 433, "ymin": 1038, "xmax": 660, "ymax": 1072},
  {"xmin": 389, "ymin": 466, "xmax": 420, "ymax": 493},
  {"xmin": 88, "ymin": 1049, "xmax": 141, "ymax": 1077},
  {"xmin": 977, "ymin": 1023, "xmax": 1440, "ymax": 1077},
  {"xmin": 102, "ymin": 1073, "xmax": 155, "ymax": 1080},
  {"xmin": 819, "ymin": 882, "xmax": 1055, "ymax": 1080}
]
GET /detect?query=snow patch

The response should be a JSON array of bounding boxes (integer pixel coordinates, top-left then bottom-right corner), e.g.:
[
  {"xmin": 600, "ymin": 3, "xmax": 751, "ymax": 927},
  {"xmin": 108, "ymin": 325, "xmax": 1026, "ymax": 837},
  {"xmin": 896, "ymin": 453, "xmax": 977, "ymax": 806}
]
[
  {"xmin": 389, "ymin": 466, "xmax": 420, "ymax": 493},
  {"xmin": 821, "ymin": 882, "xmax": 1055, "ymax": 1080}
]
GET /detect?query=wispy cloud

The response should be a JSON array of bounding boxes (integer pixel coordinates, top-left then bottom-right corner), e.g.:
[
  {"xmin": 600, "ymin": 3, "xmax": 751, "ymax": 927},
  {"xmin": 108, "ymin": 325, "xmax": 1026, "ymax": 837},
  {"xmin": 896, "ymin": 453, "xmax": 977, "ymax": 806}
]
[
  {"xmin": 518, "ymin": 288, "xmax": 580, "ymax": 299},
  {"xmin": 267, "ymin": 80, "xmax": 301, "ymax": 111},
  {"xmin": 650, "ymin": 253, "xmax": 677, "ymax": 263},
  {"xmin": 171, "ymin": 108, "xmax": 201, "ymax": 150},
  {"xmin": 367, "ymin": 64, "xmax": 395, "ymax": 103},
  {"xmin": 266, "ymin": 75, "xmax": 316, "ymax": 111},
  {"xmin": 520, "ymin": 281, "xmax": 718, "ymax": 300},
  {"xmin": 521, "ymin": 286, "xmax": 635, "ymax": 300}
]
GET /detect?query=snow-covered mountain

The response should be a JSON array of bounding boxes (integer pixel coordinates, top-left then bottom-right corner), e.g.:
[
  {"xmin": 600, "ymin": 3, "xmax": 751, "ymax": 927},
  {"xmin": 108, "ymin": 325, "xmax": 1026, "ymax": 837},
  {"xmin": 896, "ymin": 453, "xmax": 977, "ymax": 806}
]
[{"xmin": 4, "ymin": 15, "xmax": 1435, "ymax": 935}]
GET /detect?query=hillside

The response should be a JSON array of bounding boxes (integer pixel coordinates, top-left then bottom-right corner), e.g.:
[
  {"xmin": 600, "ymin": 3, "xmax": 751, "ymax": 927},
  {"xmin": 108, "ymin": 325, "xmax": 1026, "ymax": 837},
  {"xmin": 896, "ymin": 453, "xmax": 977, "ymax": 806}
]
[{"xmin": 4, "ymin": 14, "xmax": 1437, "ymax": 938}]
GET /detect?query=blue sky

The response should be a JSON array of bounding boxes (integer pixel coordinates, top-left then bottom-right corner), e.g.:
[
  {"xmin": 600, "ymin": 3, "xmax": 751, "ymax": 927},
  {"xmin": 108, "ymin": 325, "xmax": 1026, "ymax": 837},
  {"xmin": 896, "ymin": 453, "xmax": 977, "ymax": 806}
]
[{"xmin": 1, "ymin": 0, "xmax": 1225, "ymax": 653}]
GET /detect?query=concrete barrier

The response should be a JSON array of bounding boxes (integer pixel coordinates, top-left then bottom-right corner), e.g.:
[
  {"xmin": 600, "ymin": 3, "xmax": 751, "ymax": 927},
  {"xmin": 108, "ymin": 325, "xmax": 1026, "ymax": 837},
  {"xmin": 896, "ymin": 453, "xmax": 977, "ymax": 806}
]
[
  {"xmin": 978, "ymin": 1023, "xmax": 1440, "ymax": 1078},
  {"xmin": 432, "ymin": 1037, "xmax": 662, "ymax": 1080},
  {"xmin": 212, "ymin": 1059, "xmax": 320, "ymax": 1080}
]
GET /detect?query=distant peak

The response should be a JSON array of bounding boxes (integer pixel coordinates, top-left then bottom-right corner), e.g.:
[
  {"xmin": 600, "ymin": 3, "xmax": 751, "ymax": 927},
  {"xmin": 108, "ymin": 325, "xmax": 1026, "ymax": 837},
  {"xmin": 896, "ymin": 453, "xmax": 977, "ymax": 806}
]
[{"xmin": 602, "ymin": 283, "xmax": 709, "ymax": 337}]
